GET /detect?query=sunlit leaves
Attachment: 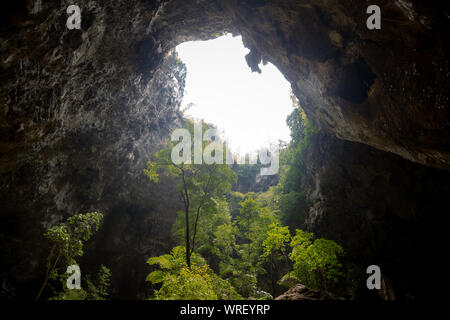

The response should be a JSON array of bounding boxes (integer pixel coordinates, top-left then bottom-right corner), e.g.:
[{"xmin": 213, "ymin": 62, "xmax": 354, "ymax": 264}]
[
  {"xmin": 44, "ymin": 211, "xmax": 103, "ymax": 263},
  {"xmin": 153, "ymin": 265, "xmax": 218, "ymax": 300},
  {"xmin": 276, "ymin": 95, "xmax": 318, "ymax": 227},
  {"xmin": 145, "ymin": 270, "xmax": 167, "ymax": 284},
  {"xmin": 287, "ymin": 229, "xmax": 345, "ymax": 291},
  {"xmin": 144, "ymin": 161, "xmax": 160, "ymax": 183},
  {"xmin": 144, "ymin": 120, "xmax": 237, "ymax": 267},
  {"xmin": 41, "ymin": 212, "xmax": 110, "ymax": 300},
  {"xmin": 261, "ymin": 223, "xmax": 291, "ymax": 259},
  {"xmin": 146, "ymin": 246, "xmax": 241, "ymax": 300}
]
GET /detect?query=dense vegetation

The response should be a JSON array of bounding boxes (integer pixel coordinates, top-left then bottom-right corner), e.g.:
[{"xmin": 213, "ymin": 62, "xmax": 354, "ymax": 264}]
[
  {"xmin": 36, "ymin": 94, "xmax": 346, "ymax": 300},
  {"xmin": 143, "ymin": 94, "xmax": 347, "ymax": 300},
  {"xmin": 37, "ymin": 212, "xmax": 112, "ymax": 300}
]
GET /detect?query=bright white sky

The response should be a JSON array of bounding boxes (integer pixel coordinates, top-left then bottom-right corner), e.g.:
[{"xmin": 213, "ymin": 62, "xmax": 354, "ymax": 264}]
[{"xmin": 175, "ymin": 34, "xmax": 293, "ymax": 155}]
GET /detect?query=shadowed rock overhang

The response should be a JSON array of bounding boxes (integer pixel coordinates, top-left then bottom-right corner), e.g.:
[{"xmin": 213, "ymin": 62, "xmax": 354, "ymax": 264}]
[{"xmin": 2, "ymin": 0, "xmax": 449, "ymax": 171}]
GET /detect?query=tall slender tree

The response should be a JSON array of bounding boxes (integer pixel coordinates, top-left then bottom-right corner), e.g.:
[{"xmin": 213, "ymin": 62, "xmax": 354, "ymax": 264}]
[{"xmin": 145, "ymin": 120, "xmax": 236, "ymax": 267}]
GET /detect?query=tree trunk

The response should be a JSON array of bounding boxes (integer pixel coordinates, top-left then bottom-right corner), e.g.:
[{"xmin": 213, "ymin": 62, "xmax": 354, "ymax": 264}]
[
  {"xmin": 181, "ymin": 170, "xmax": 191, "ymax": 268},
  {"xmin": 185, "ymin": 204, "xmax": 190, "ymax": 268},
  {"xmin": 35, "ymin": 246, "xmax": 61, "ymax": 301}
]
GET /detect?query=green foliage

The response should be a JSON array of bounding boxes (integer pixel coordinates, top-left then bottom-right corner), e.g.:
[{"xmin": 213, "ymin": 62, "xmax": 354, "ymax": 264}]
[
  {"xmin": 147, "ymin": 195, "xmax": 276, "ymax": 299},
  {"xmin": 257, "ymin": 186, "xmax": 278, "ymax": 209},
  {"xmin": 278, "ymin": 190, "xmax": 308, "ymax": 229},
  {"xmin": 209, "ymin": 272, "xmax": 243, "ymax": 300},
  {"xmin": 215, "ymin": 196, "xmax": 281, "ymax": 298},
  {"xmin": 276, "ymin": 94, "xmax": 318, "ymax": 227},
  {"xmin": 214, "ymin": 32, "xmax": 227, "ymax": 38},
  {"xmin": 36, "ymin": 212, "xmax": 111, "ymax": 300},
  {"xmin": 171, "ymin": 199, "xmax": 233, "ymax": 264},
  {"xmin": 286, "ymin": 93, "xmax": 307, "ymax": 145},
  {"xmin": 141, "ymin": 97, "xmax": 346, "ymax": 300},
  {"xmin": 36, "ymin": 212, "xmax": 110, "ymax": 301},
  {"xmin": 232, "ymin": 163, "xmax": 261, "ymax": 193},
  {"xmin": 286, "ymin": 229, "xmax": 345, "ymax": 292},
  {"xmin": 261, "ymin": 223, "xmax": 291, "ymax": 259},
  {"xmin": 145, "ymin": 120, "xmax": 237, "ymax": 267},
  {"xmin": 237, "ymin": 197, "xmax": 276, "ymax": 272},
  {"xmin": 50, "ymin": 265, "xmax": 112, "ymax": 300},
  {"xmin": 44, "ymin": 211, "xmax": 103, "ymax": 265},
  {"xmin": 146, "ymin": 246, "xmax": 207, "ymax": 283},
  {"xmin": 146, "ymin": 247, "xmax": 241, "ymax": 300},
  {"xmin": 49, "ymin": 287, "xmax": 88, "ymax": 300},
  {"xmin": 229, "ymin": 192, "xmax": 247, "ymax": 218},
  {"xmin": 212, "ymin": 223, "xmax": 237, "ymax": 262},
  {"xmin": 236, "ymin": 196, "xmax": 275, "ymax": 239},
  {"xmin": 153, "ymin": 265, "xmax": 218, "ymax": 300},
  {"xmin": 85, "ymin": 265, "xmax": 112, "ymax": 300},
  {"xmin": 144, "ymin": 162, "xmax": 160, "ymax": 183}
]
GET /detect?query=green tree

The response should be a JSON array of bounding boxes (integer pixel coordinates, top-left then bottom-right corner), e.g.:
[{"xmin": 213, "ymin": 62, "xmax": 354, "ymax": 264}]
[
  {"xmin": 171, "ymin": 198, "xmax": 233, "ymax": 269},
  {"xmin": 50, "ymin": 264, "xmax": 112, "ymax": 300},
  {"xmin": 35, "ymin": 212, "xmax": 104, "ymax": 301},
  {"xmin": 225, "ymin": 196, "xmax": 277, "ymax": 298},
  {"xmin": 85, "ymin": 265, "xmax": 112, "ymax": 300},
  {"xmin": 232, "ymin": 162, "xmax": 261, "ymax": 193},
  {"xmin": 212, "ymin": 222, "xmax": 238, "ymax": 272},
  {"xmin": 153, "ymin": 264, "xmax": 218, "ymax": 300},
  {"xmin": 229, "ymin": 191, "xmax": 246, "ymax": 218},
  {"xmin": 146, "ymin": 246, "xmax": 241, "ymax": 300},
  {"xmin": 146, "ymin": 246, "xmax": 207, "ymax": 283},
  {"xmin": 276, "ymin": 93, "xmax": 318, "ymax": 228},
  {"xmin": 144, "ymin": 120, "xmax": 237, "ymax": 268},
  {"xmin": 236, "ymin": 196, "xmax": 274, "ymax": 239},
  {"xmin": 283, "ymin": 229, "xmax": 345, "ymax": 293},
  {"xmin": 260, "ymin": 222, "xmax": 291, "ymax": 294},
  {"xmin": 261, "ymin": 223, "xmax": 291, "ymax": 259}
]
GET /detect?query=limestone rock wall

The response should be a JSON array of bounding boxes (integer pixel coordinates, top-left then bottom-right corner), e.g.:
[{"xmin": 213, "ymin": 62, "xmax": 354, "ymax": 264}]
[
  {"xmin": 1, "ymin": 1, "xmax": 188, "ymax": 299},
  {"xmin": 301, "ymin": 131, "xmax": 450, "ymax": 299},
  {"xmin": 219, "ymin": 0, "xmax": 450, "ymax": 170}
]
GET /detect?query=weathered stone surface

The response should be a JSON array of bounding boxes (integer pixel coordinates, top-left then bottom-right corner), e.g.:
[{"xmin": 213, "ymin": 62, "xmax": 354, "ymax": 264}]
[
  {"xmin": 232, "ymin": 165, "xmax": 279, "ymax": 194},
  {"xmin": 0, "ymin": 48, "xmax": 185, "ymax": 299},
  {"xmin": 220, "ymin": 0, "xmax": 450, "ymax": 170},
  {"xmin": 299, "ymin": 131, "xmax": 450, "ymax": 300},
  {"xmin": 275, "ymin": 283, "xmax": 344, "ymax": 300},
  {"xmin": 3, "ymin": 1, "xmax": 449, "ymax": 170},
  {"xmin": 275, "ymin": 284, "xmax": 322, "ymax": 300},
  {"xmin": 1, "ymin": 1, "xmax": 189, "ymax": 299},
  {"xmin": 1, "ymin": 0, "xmax": 449, "ymax": 299}
]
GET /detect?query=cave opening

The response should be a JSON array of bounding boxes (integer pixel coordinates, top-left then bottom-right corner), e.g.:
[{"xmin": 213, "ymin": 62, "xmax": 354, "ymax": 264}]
[
  {"xmin": 175, "ymin": 33, "xmax": 294, "ymax": 156},
  {"xmin": 2, "ymin": 0, "xmax": 449, "ymax": 303}
]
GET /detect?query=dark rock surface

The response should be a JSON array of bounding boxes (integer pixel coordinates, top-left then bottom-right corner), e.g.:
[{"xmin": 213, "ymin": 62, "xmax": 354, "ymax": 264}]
[
  {"xmin": 220, "ymin": 0, "xmax": 450, "ymax": 170},
  {"xmin": 275, "ymin": 284, "xmax": 344, "ymax": 300},
  {"xmin": 232, "ymin": 164, "xmax": 279, "ymax": 194},
  {"xmin": 1, "ymin": 0, "xmax": 449, "ymax": 299},
  {"xmin": 1, "ymin": 0, "xmax": 188, "ymax": 298},
  {"xmin": 300, "ymin": 131, "xmax": 450, "ymax": 300}
]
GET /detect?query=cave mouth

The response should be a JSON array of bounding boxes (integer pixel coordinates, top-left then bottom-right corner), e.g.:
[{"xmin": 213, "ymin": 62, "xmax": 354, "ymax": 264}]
[
  {"xmin": 175, "ymin": 34, "xmax": 294, "ymax": 156},
  {"xmin": 2, "ymin": 0, "xmax": 449, "ymax": 302}
]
